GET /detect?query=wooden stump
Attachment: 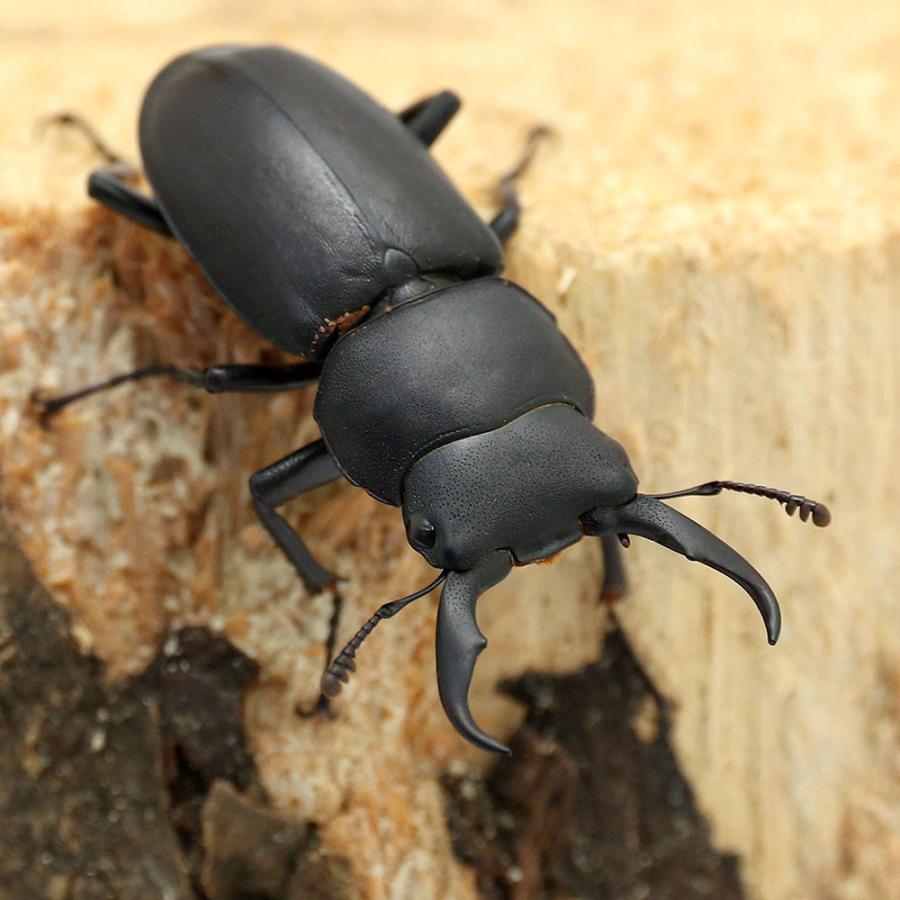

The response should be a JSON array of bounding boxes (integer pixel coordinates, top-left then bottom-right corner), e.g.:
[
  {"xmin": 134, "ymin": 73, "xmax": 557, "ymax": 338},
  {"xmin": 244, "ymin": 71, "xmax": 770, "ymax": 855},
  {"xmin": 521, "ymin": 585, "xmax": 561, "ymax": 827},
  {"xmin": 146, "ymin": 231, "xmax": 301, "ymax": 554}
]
[{"xmin": 1, "ymin": 2, "xmax": 898, "ymax": 898}]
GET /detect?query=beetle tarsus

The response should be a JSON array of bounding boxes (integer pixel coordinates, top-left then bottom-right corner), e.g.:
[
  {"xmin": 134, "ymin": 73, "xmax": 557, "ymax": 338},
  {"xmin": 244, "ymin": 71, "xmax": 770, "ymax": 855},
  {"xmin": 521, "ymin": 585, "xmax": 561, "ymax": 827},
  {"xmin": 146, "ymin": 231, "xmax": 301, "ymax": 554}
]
[
  {"xmin": 33, "ymin": 364, "xmax": 186, "ymax": 424},
  {"xmin": 35, "ymin": 111, "xmax": 126, "ymax": 166},
  {"xmin": 489, "ymin": 123, "xmax": 553, "ymax": 243},
  {"xmin": 298, "ymin": 590, "xmax": 345, "ymax": 716},
  {"xmin": 296, "ymin": 692, "xmax": 336, "ymax": 719},
  {"xmin": 36, "ymin": 362, "xmax": 324, "ymax": 422}
]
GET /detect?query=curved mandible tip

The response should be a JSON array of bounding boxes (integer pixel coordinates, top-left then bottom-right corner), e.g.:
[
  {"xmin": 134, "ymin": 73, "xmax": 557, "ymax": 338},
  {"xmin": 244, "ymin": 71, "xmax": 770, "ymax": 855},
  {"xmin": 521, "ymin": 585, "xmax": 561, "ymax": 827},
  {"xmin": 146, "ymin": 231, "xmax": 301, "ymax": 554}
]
[
  {"xmin": 436, "ymin": 551, "xmax": 513, "ymax": 755},
  {"xmin": 610, "ymin": 495, "xmax": 782, "ymax": 644}
]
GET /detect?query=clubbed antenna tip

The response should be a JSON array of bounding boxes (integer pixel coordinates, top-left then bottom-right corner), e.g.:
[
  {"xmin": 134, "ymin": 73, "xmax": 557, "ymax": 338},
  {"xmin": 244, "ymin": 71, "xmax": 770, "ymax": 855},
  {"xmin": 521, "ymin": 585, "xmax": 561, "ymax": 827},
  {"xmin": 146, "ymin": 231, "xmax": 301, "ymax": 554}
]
[
  {"xmin": 320, "ymin": 570, "xmax": 449, "ymax": 699},
  {"xmin": 651, "ymin": 480, "xmax": 831, "ymax": 527}
]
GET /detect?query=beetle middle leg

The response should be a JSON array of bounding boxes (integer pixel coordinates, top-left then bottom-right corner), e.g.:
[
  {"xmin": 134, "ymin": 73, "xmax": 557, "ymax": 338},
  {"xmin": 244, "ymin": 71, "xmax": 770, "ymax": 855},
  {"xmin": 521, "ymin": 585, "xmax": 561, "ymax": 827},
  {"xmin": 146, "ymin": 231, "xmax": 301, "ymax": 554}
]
[
  {"xmin": 35, "ymin": 362, "xmax": 323, "ymax": 424},
  {"xmin": 250, "ymin": 440, "xmax": 347, "ymax": 717},
  {"xmin": 489, "ymin": 124, "xmax": 552, "ymax": 243},
  {"xmin": 249, "ymin": 439, "xmax": 342, "ymax": 594},
  {"xmin": 600, "ymin": 533, "xmax": 628, "ymax": 603}
]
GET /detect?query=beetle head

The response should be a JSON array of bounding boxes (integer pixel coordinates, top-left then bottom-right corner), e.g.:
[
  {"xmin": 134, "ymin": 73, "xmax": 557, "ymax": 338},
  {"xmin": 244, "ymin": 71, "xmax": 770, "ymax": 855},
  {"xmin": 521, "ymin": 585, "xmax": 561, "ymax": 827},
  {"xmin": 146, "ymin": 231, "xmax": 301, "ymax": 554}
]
[
  {"xmin": 398, "ymin": 404, "xmax": 829, "ymax": 755},
  {"xmin": 401, "ymin": 404, "xmax": 637, "ymax": 571},
  {"xmin": 400, "ymin": 403, "xmax": 638, "ymax": 754}
]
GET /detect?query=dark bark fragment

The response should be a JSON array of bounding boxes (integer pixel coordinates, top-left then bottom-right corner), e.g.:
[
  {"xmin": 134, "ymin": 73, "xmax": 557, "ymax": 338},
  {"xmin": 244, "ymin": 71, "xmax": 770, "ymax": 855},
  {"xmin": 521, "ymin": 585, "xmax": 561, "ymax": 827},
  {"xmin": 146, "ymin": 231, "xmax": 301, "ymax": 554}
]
[
  {"xmin": 444, "ymin": 626, "xmax": 746, "ymax": 900},
  {"xmin": 201, "ymin": 781, "xmax": 359, "ymax": 900},
  {"xmin": 135, "ymin": 625, "xmax": 260, "ymax": 879},
  {"xmin": 0, "ymin": 520, "xmax": 193, "ymax": 900},
  {"xmin": 0, "ymin": 518, "xmax": 357, "ymax": 900}
]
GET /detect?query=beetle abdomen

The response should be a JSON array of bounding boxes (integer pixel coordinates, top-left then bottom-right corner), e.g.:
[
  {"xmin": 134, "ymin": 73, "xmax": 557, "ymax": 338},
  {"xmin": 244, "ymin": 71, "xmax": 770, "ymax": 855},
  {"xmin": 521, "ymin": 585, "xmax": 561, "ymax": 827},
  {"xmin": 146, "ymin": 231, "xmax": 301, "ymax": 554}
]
[
  {"xmin": 314, "ymin": 278, "xmax": 595, "ymax": 504},
  {"xmin": 139, "ymin": 45, "xmax": 502, "ymax": 359}
]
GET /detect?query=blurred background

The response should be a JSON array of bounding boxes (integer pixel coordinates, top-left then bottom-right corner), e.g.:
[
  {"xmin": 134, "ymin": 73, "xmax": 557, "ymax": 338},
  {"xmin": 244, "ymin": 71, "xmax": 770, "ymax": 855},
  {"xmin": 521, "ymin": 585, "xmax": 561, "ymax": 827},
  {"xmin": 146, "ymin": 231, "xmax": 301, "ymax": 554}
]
[{"xmin": 0, "ymin": 2, "xmax": 898, "ymax": 898}]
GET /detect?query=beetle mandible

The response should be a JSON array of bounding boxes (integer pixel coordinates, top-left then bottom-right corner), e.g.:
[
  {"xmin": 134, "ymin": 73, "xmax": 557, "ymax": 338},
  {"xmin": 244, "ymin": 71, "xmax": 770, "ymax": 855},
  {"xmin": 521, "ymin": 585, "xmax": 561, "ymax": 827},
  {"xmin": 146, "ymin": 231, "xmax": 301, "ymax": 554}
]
[{"xmin": 38, "ymin": 44, "xmax": 830, "ymax": 755}]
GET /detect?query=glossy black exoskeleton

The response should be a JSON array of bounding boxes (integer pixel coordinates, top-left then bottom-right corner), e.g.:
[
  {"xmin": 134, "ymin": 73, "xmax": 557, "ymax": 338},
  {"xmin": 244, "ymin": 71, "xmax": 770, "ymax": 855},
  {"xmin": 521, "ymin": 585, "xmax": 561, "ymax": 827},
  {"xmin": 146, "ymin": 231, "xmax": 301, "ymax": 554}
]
[{"xmin": 39, "ymin": 45, "xmax": 830, "ymax": 755}]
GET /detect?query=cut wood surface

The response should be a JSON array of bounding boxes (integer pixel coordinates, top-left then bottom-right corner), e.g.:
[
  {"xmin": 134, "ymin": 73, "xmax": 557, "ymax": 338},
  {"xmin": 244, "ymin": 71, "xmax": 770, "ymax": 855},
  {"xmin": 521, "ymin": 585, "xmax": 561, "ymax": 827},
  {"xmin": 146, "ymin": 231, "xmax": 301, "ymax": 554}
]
[{"xmin": 1, "ymin": 2, "xmax": 898, "ymax": 898}]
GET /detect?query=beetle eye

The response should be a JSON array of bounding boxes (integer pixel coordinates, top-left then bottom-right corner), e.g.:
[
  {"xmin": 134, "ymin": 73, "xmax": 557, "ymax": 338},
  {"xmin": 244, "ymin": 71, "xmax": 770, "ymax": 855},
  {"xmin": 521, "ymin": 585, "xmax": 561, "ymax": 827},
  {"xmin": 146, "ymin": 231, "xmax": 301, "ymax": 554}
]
[{"xmin": 407, "ymin": 514, "xmax": 437, "ymax": 550}]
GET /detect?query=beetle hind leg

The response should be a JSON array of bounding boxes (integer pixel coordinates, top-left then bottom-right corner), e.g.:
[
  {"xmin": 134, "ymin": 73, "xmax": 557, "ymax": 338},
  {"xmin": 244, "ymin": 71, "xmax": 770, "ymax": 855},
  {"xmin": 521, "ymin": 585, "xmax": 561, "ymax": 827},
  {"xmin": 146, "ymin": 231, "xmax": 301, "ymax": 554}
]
[
  {"xmin": 88, "ymin": 164, "xmax": 173, "ymax": 237},
  {"xmin": 398, "ymin": 90, "xmax": 460, "ymax": 147},
  {"xmin": 37, "ymin": 111, "xmax": 124, "ymax": 165},
  {"xmin": 37, "ymin": 111, "xmax": 173, "ymax": 237}
]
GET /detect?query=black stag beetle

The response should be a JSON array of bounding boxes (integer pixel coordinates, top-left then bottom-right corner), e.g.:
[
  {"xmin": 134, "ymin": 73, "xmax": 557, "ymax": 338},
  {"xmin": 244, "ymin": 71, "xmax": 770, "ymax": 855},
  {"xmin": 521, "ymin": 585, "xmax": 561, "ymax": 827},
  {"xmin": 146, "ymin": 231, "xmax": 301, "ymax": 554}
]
[{"xmin": 39, "ymin": 45, "xmax": 830, "ymax": 755}]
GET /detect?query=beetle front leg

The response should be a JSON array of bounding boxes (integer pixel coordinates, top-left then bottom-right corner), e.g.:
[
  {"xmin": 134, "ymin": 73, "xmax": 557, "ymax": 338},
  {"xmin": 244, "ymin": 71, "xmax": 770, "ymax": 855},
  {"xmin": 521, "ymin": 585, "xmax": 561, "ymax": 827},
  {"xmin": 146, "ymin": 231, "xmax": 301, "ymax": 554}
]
[
  {"xmin": 250, "ymin": 440, "xmax": 346, "ymax": 718},
  {"xmin": 249, "ymin": 440, "xmax": 341, "ymax": 594},
  {"xmin": 600, "ymin": 533, "xmax": 628, "ymax": 602},
  {"xmin": 489, "ymin": 124, "xmax": 552, "ymax": 243}
]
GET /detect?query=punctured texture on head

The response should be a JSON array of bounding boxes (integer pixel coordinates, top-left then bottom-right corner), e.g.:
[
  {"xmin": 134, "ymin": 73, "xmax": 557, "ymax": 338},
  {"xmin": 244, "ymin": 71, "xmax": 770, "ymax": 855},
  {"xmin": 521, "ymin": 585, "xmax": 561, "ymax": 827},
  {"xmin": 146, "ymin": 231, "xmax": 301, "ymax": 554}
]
[{"xmin": 402, "ymin": 404, "xmax": 637, "ymax": 571}]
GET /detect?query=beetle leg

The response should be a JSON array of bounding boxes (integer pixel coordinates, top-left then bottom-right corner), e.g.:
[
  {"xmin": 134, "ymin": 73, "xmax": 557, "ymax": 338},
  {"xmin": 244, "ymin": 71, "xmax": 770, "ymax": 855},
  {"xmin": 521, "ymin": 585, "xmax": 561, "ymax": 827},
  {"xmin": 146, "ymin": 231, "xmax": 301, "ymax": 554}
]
[
  {"xmin": 36, "ymin": 111, "xmax": 124, "ymax": 165},
  {"xmin": 600, "ymin": 533, "xmax": 628, "ymax": 603},
  {"xmin": 88, "ymin": 164, "xmax": 173, "ymax": 237},
  {"xmin": 398, "ymin": 90, "xmax": 461, "ymax": 147},
  {"xmin": 489, "ymin": 124, "xmax": 552, "ymax": 244},
  {"xmin": 252, "ymin": 441, "xmax": 345, "ymax": 718},
  {"xmin": 36, "ymin": 112, "xmax": 173, "ymax": 237},
  {"xmin": 249, "ymin": 440, "xmax": 342, "ymax": 594},
  {"xmin": 35, "ymin": 362, "xmax": 323, "ymax": 423}
]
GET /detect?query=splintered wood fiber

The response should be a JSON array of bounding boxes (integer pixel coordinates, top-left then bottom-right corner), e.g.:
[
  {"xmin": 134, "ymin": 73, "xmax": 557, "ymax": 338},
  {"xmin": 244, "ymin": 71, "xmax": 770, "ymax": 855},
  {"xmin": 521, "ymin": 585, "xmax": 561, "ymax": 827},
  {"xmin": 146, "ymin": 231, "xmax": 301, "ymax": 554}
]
[{"xmin": 0, "ymin": 2, "xmax": 898, "ymax": 898}]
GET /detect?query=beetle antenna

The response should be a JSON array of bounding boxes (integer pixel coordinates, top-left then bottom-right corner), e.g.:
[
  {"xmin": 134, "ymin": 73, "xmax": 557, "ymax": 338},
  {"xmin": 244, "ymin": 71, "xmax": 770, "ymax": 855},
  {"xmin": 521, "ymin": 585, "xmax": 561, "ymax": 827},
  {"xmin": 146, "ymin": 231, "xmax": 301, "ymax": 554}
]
[
  {"xmin": 320, "ymin": 570, "xmax": 449, "ymax": 698},
  {"xmin": 650, "ymin": 480, "xmax": 831, "ymax": 527}
]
